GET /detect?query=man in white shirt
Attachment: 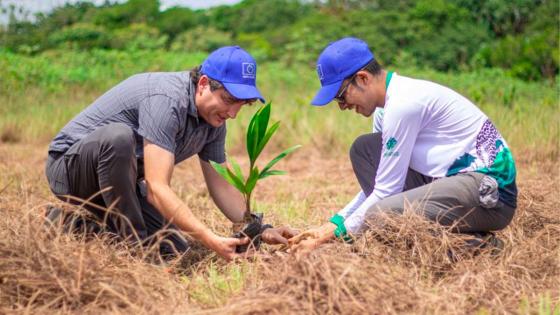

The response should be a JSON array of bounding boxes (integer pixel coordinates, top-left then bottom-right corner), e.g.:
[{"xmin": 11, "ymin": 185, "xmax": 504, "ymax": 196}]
[{"xmin": 290, "ymin": 37, "xmax": 517, "ymax": 251}]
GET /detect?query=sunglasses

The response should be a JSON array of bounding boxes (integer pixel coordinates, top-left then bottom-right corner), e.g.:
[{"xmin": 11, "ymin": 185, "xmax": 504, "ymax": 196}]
[{"xmin": 334, "ymin": 73, "xmax": 357, "ymax": 104}]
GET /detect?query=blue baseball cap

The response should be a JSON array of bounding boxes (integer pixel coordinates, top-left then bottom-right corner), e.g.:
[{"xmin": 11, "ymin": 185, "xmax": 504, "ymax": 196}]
[
  {"xmin": 201, "ymin": 46, "xmax": 265, "ymax": 103},
  {"xmin": 311, "ymin": 37, "xmax": 374, "ymax": 106}
]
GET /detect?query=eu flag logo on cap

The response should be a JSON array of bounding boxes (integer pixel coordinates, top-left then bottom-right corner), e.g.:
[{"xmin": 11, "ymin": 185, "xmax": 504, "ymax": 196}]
[
  {"xmin": 242, "ymin": 62, "xmax": 256, "ymax": 78},
  {"xmin": 317, "ymin": 64, "xmax": 324, "ymax": 80}
]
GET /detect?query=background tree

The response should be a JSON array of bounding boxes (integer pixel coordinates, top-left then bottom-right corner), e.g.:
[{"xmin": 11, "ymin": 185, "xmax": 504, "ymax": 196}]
[{"xmin": 0, "ymin": 0, "xmax": 557, "ymax": 80}]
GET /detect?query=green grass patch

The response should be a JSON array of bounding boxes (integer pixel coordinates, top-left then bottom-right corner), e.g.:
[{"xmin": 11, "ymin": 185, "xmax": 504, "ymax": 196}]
[
  {"xmin": 518, "ymin": 291, "xmax": 560, "ymax": 315},
  {"xmin": 181, "ymin": 261, "xmax": 251, "ymax": 307},
  {"xmin": 1, "ymin": 49, "xmax": 558, "ymax": 158}
]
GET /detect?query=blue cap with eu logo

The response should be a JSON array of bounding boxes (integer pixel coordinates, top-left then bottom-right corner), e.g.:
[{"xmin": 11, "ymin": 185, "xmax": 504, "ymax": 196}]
[
  {"xmin": 311, "ymin": 37, "xmax": 374, "ymax": 106},
  {"xmin": 201, "ymin": 46, "xmax": 265, "ymax": 103}
]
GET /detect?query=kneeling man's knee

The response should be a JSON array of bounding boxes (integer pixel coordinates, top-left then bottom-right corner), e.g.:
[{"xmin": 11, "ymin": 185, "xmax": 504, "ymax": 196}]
[
  {"xmin": 350, "ymin": 133, "xmax": 382, "ymax": 162},
  {"xmin": 101, "ymin": 123, "xmax": 135, "ymax": 156}
]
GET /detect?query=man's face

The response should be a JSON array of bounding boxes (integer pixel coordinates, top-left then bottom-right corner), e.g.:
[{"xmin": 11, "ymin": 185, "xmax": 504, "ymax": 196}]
[
  {"xmin": 335, "ymin": 72, "xmax": 376, "ymax": 117},
  {"xmin": 195, "ymin": 76, "xmax": 254, "ymax": 127}
]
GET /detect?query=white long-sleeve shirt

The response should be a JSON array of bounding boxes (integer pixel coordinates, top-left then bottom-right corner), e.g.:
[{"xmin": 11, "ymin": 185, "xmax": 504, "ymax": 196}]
[{"xmin": 338, "ymin": 73, "xmax": 516, "ymax": 234}]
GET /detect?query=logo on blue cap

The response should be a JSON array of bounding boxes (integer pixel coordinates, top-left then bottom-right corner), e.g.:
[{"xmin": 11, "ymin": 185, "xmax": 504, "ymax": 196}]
[
  {"xmin": 311, "ymin": 37, "xmax": 374, "ymax": 106},
  {"xmin": 317, "ymin": 64, "xmax": 325, "ymax": 80},
  {"xmin": 242, "ymin": 62, "xmax": 256, "ymax": 79},
  {"xmin": 201, "ymin": 46, "xmax": 265, "ymax": 103},
  {"xmin": 317, "ymin": 64, "xmax": 324, "ymax": 80}
]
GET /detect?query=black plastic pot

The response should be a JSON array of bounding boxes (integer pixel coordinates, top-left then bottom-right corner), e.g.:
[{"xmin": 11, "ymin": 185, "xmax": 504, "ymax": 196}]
[{"xmin": 232, "ymin": 212, "xmax": 263, "ymax": 253}]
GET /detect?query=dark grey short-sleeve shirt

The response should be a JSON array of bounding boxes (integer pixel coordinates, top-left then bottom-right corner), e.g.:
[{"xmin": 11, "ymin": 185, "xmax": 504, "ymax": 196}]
[{"xmin": 48, "ymin": 72, "xmax": 226, "ymax": 164}]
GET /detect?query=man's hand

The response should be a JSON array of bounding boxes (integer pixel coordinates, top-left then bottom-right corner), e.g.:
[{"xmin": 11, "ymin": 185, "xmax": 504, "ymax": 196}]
[
  {"xmin": 205, "ymin": 234, "xmax": 250, "ymax": 261},
  {"xmin": 288, "ymin": 223, "xmax": 337, "ymax": 253},
  {"xmin": 262, "ymin": 226, "xmax": 299, "ymax": 245},
  {"xmin": 289, "ymin": 237, "xmax": 324, "ymax": 253}
]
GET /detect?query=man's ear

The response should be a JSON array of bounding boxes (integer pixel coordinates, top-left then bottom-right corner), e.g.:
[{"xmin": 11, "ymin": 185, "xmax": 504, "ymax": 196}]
[
  {"xmin": 356, "ymin": 71, "xmax": 369, "ymax": 87},
  {"xmin": 197, "ymin": 75, "xmax": 209, "ymax": 94}
]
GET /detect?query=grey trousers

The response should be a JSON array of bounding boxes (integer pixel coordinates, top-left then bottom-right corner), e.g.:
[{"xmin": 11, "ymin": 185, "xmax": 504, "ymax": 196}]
[
  {"xmin": 45, "ymin": 123, "xmax": 188, "ymax": 255},
  {"xmin": 350, "ymin": 133, "xmax": 515, "ymax": 233}
]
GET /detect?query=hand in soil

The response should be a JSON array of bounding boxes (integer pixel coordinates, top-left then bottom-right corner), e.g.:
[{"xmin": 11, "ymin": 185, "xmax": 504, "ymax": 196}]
[
  {"xmin": 287, "ymin": 229, "xmax": 322, "ymax": 253},
  {"xmin": 209, "ymin": 235, "xmax": 250, "ymax": 261},
  {"xmin": 261, "ymin": 226, "xmax": 300, "ymax": 245},
  {"xmin": 288, "ymin": 223, "xmax": 337, "ymax": 253},
  {"xmin": 288, "ymin": 237, "xmax": 323, "ymax": 254}
]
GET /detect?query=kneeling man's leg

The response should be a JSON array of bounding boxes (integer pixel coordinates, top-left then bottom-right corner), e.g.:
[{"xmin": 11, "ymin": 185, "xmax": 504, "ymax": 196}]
[
  {"xmin": 369, "ymin": 172, "xmax": 515, "ymax": 232},
  {"xmin": 350, "ymin": 133, "xmax": 434, "ymax": 196},
  {"xmin": 62, "ymin": 123, "xmax": 147, "ymax": 240}
]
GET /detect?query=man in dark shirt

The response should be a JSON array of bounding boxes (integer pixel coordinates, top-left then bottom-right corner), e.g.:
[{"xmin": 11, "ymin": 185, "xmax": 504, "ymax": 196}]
[{"xmin": 46, "ymin": 46, "xmax": 296, "ymax": 260}]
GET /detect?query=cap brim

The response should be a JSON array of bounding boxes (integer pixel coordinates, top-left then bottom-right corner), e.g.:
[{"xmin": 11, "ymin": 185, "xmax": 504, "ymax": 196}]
[
  {"xmin": 310, "ymin": 80, "xmax": 343, "ymax": 106},
  {"xmin": 223, "ymin": 82, "xmax": 266, "ymax": 103}
]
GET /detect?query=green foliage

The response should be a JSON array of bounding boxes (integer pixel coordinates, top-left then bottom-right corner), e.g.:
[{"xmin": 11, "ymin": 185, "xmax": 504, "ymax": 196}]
[
  {"xmin": 210, "ymin": 103, "xmax": 301, "ymax": 213},
  {"xmin": 0, "ymin": 0, "xmax": 557, "ymax": 80},
  {"xmin": 0, "ymin": 22, "xmax": 41, "ymax": 54},
  {"xmin": 182, "ymin": 262, "xmax": 249, "ymax": 307},
  {"xmin": 110, "ymin": 23, "xmax": 167, "ymax": 50},
  {"xmin": 472, "ymin": 0, "xmax": 559, "ymax": 80},
  {"xmin": 48, "ymin": 23, "xmax": 110, "ymax": 50},
  {"xmin": 407, "ymin": 0, "xmax": 491, "ymax": 70},
  {"xmin": 343, "ymin": 10, "xmax": 420, "ymax": 66},
  {"xmin": 90, "ymin": 0, "xmax": 160, "ymax": 28},
  {"xmin": 453, "ymin": 0, "xmax": 542, "ymax": 36},
  {"xmin": 170, "ymin": 26, "xmax": 232, "ymax": 53},
  {"xmin": 229, "ymin": 0, "xmax": 312, "ymax": 34},
  {"xmin": 235, "ymin": 33, "xmax": 273, "ymax": 62},
  {"xmin": 38, "ymin": 2, "xmax": 95, "ymax": 26},
  {"xmin": 0, "ymin": 48, "xmax": 556, "ymax": 165},
  {"xmin": 273, "ymin": 12, "xmax": 348, "ymax": 65},
  {"xmin": 154, "ymin": 6, "xmax": 197, "ymax": 42},
  {"xmin": 518, "ymin": 292, "xmax": 560, "ymax": 315}
]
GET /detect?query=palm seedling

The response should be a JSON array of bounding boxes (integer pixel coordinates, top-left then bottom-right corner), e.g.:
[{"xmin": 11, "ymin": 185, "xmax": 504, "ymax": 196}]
[{"xmin": 210, "ymin": 102, "xmax": 301, "ymax": 252}]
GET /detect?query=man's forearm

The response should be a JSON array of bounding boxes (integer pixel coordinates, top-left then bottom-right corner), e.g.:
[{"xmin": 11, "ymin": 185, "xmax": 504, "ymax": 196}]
[
  {"xmin": 146, "ymin": 182, "xmax": 214, "ymax": 244},
  {"xmin": 200, "ymin": 160, "xmax": 246, "ymax": 223},
  {"xmin": 209, "ymin": 184, "xmax": 246, "ymax": 223}
]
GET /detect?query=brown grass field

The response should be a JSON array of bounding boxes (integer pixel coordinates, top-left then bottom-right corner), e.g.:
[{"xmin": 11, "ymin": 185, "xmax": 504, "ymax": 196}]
[{"xmin": 0, "ymin": 142, "xmax": 558, "ymax": 314}]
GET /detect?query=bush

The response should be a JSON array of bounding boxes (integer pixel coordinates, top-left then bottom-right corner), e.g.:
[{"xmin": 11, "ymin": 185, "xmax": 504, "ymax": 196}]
[
  {"xmin": 170, "ymin": 26, "xmax": 233, "ymax": 53},
  {"xmin": 110, "ymin": 23, "xmax": 167, "ymax": 51},
  {"xmin": 407, "ymin": 0, "xmax": 492, "ymax": 71},
  {"xmin": 47, "ymin": 23, "xmax": 110, "ymax": 50},
  {"xmin": 343, "ymin": 10, "xmax": 421, "ymax": 66},
  {"xmin": 273, "ymin": 13, "xmax": 348, "ymax": 66},
  {"xmin": 155, "ymin": 6, "xmax": 197, "ymax": 42},
  {"xmin": 473, "ymin": 29, "xmax": 559, "ymax": 81},
  {"xmin": 235, "ymin": 33, "xmax": 273, "ymax": 62}
]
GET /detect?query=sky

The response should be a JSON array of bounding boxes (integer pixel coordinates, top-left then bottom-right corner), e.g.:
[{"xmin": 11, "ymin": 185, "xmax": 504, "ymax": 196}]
[{"xmin": 0, "ymin": 0, "xmax": 242, "ymax": 24}]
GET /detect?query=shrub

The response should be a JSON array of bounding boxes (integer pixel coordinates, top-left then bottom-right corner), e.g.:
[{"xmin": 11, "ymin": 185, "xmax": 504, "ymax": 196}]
[
  {"xmin": 47, "ymin": 23, "xmax": 110, "ymax": 50},
  {"xmin": 170, "ymin": 26, "xmax": 233, "ymax": 53},
  {"xmin": 110, "ymin": 23, "xmax": 167, "ymax": 51}
]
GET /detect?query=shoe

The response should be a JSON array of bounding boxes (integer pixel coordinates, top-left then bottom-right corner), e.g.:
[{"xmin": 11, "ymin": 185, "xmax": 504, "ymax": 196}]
[
  {"xmin": 45, "ymin": 205, "xmax": 64, "ymax": 227},
  {"xmin": 44, "ymin": 205, "xmax": 103, "ymax": 235},
  {"xmin": 447, "ymin": 232, "xmax": 504, "ymax": 261},
  {"xmin": 465, "ymin": 232, "xmax": 504, "ymax": 255}
]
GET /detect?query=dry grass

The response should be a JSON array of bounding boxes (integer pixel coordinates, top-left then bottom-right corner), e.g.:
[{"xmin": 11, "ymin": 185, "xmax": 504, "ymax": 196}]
[
  {"xmin": 215, "ymin": 209, "xmax": 559, "ymax": 315},
  {"xmin": 0, "ymin": 122, "xmax": 22, "ymax": 144},
  {"xmin": 0, "ymin": 211, "xmax": 194, "ymax": 314},
  {"xmin": 0, "ymin": 143, "xmax": 558, "ymax": 314}
]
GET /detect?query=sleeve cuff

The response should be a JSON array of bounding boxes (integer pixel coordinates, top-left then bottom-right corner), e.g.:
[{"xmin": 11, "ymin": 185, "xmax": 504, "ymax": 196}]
[{"xmin": 329, "ymin": 214, "xmax": 353, "ymax": 243}]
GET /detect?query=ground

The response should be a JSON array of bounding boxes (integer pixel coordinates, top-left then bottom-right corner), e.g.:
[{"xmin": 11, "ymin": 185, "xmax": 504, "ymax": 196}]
[{"xmin": 0, "ymin": 143, "xmax": 558, "ymax": 314}]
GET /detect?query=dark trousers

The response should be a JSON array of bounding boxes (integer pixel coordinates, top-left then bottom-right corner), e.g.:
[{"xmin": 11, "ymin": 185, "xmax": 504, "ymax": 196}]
[
  {"xmin": 349, "ymin": 133, "xmax": 515, "ymax": 232},
  {"xmin": 45, "ymin": 123, "xmax": 188, "ymax": 255}
]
